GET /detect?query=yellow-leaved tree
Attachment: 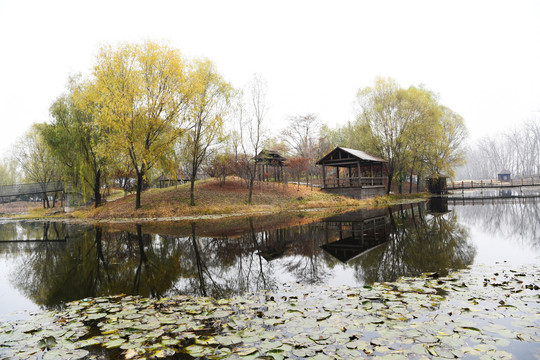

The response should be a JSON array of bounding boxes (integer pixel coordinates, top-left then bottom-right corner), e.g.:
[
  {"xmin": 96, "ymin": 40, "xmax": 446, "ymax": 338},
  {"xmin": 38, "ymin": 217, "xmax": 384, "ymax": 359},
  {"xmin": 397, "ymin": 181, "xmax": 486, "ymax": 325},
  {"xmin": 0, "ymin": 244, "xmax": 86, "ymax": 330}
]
[
  {"xmin": 84, "ymin": 41, "xmax": 191, "ymax": 209},
  {"xmin": 177, "ymin": 58, "xmax": 233, "ymax": 206}
]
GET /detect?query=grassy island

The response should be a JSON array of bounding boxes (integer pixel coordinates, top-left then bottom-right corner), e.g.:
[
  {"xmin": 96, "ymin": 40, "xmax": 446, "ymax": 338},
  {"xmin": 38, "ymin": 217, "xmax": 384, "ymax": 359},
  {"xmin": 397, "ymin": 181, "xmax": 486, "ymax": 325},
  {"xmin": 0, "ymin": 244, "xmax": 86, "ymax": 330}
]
[{"xmin": 7, "ymin": 178, "xmax": 428, "ymax": 223}]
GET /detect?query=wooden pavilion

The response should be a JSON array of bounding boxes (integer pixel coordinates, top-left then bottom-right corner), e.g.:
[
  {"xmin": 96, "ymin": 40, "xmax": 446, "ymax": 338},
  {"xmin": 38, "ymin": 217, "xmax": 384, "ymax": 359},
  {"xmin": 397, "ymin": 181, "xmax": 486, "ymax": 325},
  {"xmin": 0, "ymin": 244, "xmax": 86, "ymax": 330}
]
[
  {"xmin": 255, "ymin": 149, "xmax": 286, "ymax": 182},
  {"xmin": 315, "ymin": 147, "xmax": 387, "ymax": 199}
]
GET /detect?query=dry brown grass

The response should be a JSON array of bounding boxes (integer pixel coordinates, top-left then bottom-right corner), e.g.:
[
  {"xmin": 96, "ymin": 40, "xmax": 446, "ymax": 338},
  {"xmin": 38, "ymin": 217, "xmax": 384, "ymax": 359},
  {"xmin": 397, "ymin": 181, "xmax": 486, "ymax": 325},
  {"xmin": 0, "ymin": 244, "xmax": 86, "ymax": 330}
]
[
  {"xmin": 82, "ymin": 177, "xmax": 365, "ymax": 220},
  {"xmin": 0, "ymin": 201, "xmax": 42, "ymax": 216}
]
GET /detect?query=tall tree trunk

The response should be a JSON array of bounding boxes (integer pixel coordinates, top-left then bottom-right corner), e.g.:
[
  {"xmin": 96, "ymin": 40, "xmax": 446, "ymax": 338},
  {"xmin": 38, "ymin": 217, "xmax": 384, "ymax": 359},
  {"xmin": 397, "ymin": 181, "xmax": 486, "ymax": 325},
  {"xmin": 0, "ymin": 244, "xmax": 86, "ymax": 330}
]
[
  {"xmin": 190, "ymin": 159, "xmax": 198, "ymax": 206},
  {"xmin": 386, "ymin": 172, "xmax": 393, "ymax": 195},
  {"xmin": 135, "ymin": 167, "xmax": 145, "ymax": 210},
  {"xmin": 94, "ymin": 169, "xmax": 102, "ymax": 208},
  {"xmin": 190, "ymin": 179, "xmax": 196, "ymax": 206},
  {"xmin": 248, "ymin": 161, "xmax": 256, "ymax": 203},
  {"xmin": 409, "ymin": 168, "xmax": 414, "ymax": 194}
]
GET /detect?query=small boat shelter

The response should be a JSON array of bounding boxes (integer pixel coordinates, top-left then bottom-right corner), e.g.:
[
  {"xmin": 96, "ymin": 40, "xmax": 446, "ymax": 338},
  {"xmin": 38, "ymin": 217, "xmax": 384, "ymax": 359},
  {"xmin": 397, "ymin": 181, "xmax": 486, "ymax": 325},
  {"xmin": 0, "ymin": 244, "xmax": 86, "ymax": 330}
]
[{"xmin": 315, "ymin": 147, "xmax": 387, "ymax": 199}]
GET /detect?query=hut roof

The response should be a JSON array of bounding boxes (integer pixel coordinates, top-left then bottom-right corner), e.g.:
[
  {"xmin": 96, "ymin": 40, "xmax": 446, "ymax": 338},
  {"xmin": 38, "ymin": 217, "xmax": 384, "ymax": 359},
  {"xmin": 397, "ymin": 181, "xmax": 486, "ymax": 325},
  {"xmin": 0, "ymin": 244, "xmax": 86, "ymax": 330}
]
[
  {"xmin": 254, "ymin": 149, "xmax": 286, "ymax": 162},
  {"xmin": 316, "ymin": 147, "xmax": 386, "ymax": 165},
  {"xmin": 498, "ymin": 169, "xmax": 511, "ymax": 174}
]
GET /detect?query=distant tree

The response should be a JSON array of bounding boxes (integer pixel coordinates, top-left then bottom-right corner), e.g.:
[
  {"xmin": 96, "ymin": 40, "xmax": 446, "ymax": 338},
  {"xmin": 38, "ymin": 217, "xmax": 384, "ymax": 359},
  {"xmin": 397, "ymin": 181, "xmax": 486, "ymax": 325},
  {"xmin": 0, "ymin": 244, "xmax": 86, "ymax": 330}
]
[
  {"xmin": 282, "ymin": 114, "xmax": 320, "ymax": 159},
  {"xmin": 205, "ymin": 153, "xmax": 235, "ymax": 186},
  {"xmin": 84, "ymin": 41, "xmax": 191, "ymax": 209},
  {"xmin": 238, "ymin": 74, "xmax": 268, "ymax": 204},
  {"xmin": 456, "ymin": 116, "xmax": 539, "ymax": 180},
  {"xmin": 286, "ymin": 156, "xmax": 309, "ymax": 190},
  {"xmin": 264, "ymin": 136, "xmax": 289, "ymax": 157},
  {"xmin": 0, "ymin": 158, "xmax": 19, "ymax": 185},
  {"xmin": 13, "ymin": 124, "xmax": 60, "ymax": 208},
  {"xmin": 178, "ymin": 58, "xmax": 232, "ymax": 205}
]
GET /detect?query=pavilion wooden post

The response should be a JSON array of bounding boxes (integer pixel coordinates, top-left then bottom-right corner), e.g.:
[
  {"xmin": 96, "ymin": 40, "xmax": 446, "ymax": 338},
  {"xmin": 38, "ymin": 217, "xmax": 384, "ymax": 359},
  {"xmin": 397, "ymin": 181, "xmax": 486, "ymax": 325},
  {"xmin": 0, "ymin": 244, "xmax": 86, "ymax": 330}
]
[
  {"xmin": 357, "ymin": 160, "xmax": 361, "ymax": 187},
  {"xmin": 336, "ymin": 166, "xmax": 340, "ymax": 187},
  {"xmin": 322, "ymin": 165, "xmax": 326, "ymax": 188}
]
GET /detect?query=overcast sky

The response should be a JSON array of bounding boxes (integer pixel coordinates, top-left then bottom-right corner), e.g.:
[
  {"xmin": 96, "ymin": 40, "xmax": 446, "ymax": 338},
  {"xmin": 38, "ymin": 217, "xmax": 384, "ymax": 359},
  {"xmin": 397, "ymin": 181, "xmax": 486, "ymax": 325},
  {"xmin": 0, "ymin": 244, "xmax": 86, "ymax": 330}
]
[{"xmin": 1, "ymin": 0, "xmax": 539, "ymax": 159}]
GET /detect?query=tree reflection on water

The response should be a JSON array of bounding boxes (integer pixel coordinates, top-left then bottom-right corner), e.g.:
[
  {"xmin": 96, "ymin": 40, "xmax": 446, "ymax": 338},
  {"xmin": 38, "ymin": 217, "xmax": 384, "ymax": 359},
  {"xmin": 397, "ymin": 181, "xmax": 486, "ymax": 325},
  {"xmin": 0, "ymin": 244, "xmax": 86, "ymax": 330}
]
[{"xmin": 3, "ymin": 201, "xmax": 478, "ymax": 310}]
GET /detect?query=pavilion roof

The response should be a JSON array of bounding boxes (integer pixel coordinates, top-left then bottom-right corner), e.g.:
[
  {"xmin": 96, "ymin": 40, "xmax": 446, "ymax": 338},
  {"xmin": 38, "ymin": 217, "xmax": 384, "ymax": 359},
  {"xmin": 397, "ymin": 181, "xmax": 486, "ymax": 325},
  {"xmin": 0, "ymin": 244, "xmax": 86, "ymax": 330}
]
[{"xmin": 316, "ymin": 147, "xmax": 387, "ymax": 165}]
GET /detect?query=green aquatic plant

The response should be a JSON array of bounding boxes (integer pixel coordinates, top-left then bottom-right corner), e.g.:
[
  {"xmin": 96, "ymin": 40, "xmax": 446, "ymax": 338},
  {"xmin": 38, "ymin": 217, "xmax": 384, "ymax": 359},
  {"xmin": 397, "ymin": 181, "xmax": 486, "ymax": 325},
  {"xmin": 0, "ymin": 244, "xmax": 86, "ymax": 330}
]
[{"xmin": 0, "ymin": 264, "xmax": 538, "ymax": 359}]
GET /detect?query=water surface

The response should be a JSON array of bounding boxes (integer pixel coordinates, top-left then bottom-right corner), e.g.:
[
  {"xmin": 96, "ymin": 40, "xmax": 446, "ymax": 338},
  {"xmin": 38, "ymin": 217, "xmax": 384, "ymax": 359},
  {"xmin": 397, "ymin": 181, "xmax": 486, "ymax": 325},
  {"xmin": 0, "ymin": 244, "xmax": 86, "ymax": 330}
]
[{"xmin": 0, "ymin": 198, "xmax": 538, "ymax": 317}]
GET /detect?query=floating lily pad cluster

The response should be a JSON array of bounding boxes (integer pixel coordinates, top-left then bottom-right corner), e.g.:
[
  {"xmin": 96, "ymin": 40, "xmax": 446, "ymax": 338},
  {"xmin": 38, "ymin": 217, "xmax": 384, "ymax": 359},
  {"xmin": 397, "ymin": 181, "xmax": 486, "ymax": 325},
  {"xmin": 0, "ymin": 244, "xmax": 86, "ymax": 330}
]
[{"xmin": 0, "ymin": 264, "xmax": 538, "ymax": 359}]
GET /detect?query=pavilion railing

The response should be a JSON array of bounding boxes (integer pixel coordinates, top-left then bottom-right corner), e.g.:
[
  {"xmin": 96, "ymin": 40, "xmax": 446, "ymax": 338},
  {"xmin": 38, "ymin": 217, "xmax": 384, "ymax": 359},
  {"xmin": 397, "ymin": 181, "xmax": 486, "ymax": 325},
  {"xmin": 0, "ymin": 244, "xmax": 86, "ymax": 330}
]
[{"xmin": 324, "ymin": 177, "xmax": 384, "ymax": 188}]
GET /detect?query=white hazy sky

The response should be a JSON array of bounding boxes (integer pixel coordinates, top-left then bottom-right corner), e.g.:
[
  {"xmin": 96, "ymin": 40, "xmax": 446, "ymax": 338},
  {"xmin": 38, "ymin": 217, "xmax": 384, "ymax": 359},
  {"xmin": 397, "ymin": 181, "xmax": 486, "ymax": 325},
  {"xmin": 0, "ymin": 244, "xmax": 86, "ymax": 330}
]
[{"xmin": 1, "ymin": 0, "xmax": 539, "ymax": 159}]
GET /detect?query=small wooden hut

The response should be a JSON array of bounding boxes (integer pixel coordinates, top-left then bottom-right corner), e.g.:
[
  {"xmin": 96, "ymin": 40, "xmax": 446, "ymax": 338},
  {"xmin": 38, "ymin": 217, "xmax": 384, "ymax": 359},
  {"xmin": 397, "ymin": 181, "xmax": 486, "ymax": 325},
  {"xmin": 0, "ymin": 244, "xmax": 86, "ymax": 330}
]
[
  {"xmin": 497, "ymin": 170, "xmax": 511, "ymax": 182},
  {"xmin": 426, "ymin": 173, "xmax": 449, "ymax": 194},
  {"xmin": 255, "ymin": 149, "xmax": 286, "ymax": 182},
  {"xmin": 315, "ymin": 147, "xmax": 387, "ymax": 199}
]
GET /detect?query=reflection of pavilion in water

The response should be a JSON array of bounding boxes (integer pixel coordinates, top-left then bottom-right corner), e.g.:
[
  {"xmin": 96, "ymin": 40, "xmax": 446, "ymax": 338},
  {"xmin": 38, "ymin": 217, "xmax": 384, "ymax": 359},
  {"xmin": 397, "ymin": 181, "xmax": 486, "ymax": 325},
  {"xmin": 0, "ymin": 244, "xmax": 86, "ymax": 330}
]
[
  {"xmin": 254, "ymin": 208, "xmax": 394, "ymax": 264},
  {"xmin": 319, "ymin": 208, "xmax": 391, "ymax": 262}
]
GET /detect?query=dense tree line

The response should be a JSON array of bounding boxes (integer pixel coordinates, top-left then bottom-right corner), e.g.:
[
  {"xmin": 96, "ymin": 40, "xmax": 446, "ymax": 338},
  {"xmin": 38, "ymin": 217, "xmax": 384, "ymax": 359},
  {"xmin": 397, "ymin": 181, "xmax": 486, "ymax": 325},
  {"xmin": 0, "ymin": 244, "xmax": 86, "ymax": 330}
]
[
  {"xmin": 456, "ymin": 117, "xmax": 540, "ymax": 180},
  {"xmin": 4, "ymin": 43, "xmax": 470, "ymax": 208}
]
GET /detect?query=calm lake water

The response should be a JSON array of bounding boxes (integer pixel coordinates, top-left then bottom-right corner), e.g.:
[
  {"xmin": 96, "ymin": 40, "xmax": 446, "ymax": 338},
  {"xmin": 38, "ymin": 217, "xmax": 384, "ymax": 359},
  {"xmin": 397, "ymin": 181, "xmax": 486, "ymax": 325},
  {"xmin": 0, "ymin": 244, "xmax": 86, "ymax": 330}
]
[{"xmin": 0, "ymin": 198, "xmax": 538, "ymax": 319}]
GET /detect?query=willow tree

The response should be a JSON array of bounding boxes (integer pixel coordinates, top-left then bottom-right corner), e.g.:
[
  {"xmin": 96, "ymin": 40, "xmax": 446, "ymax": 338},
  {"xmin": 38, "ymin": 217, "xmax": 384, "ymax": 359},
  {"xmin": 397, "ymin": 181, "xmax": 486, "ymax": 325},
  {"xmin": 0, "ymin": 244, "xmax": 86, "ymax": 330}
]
[
  {"xmin": 13, "ymin": 124, "xmax": 61, "ymax": 208},
  {"xmin": 42, "ymin": 77, "xmax": 108, "ymax": 208},
  {"xmin": 355, "ymin": 77, "xmax": 467, "ymax": 193},
  {"xmin": 177, "ymin": 59, "xmax": 232, "ymax": 206},
  {"xmin": 425, "ymin": 106, "xmax": 467, "ymax": 177},
  {"xmin": 85, "ymin": 41, "xmax": 191, "ymax": 209},
  {"xmin": 356, "ymin": 77, "xmax": 414, "ymax": 193}
]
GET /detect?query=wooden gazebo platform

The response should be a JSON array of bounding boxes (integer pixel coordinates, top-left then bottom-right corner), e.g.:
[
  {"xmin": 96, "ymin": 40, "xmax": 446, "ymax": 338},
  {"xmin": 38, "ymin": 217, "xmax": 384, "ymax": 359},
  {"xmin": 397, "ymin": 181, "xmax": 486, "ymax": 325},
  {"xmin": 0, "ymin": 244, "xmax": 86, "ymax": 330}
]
[
  {"xmin": 255, "ymin": 149, "xmax": 286, "ymax": 182},
  {"xmin": 316, "ymin": 147, "xmax": 387, "ymax": 199}
]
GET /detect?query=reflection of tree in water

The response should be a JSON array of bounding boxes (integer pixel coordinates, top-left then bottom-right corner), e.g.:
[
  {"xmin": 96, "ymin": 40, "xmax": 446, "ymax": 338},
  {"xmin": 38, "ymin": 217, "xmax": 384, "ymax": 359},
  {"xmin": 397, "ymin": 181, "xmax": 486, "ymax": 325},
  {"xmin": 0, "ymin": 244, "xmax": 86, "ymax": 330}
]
[
  {"xmin": 279, "ymin": 223, "xmax": 333, "ymax": 285},
  {"xmin": 352, "ymin": 204, "xmax": 475, "ymax": 284},
  {"xmin": 172, "ymin": 221, "xmax": 278, "ymax": 299},
  {"xmin": 11, "ymin": 224, "xmax": 185, "ymax": 310},
  {"xmin": 4, "ymin": 205, "xmax": 477, "ymax": 310},
  {"xmin": 453, "ymin": 199, "xmax": 540, "ymax": 250}
]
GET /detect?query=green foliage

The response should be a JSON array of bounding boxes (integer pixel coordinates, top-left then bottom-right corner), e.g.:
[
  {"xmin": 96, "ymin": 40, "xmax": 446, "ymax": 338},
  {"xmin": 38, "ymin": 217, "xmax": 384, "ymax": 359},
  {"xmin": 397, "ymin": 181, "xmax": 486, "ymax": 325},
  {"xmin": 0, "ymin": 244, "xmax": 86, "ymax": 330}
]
[
  {"xmin": 41, "ymin": 77, "xmax": 108, "ymax": 207},
  {"xmin": 326, "ymin": 77, "xmax": 468, "ymax": 193}
]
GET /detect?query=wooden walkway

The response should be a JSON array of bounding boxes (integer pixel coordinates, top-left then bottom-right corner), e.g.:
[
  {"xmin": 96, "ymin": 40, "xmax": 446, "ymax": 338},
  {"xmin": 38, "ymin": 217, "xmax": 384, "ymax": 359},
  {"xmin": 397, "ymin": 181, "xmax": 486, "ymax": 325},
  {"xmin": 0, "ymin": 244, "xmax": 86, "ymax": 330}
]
[
  {"xmin": 446, "ymin": 196, "xmax": 539, "ymax": 206},
  {"xmin": 448, "ymin": 178, "xmax": 539, "ymax": 191},
  {"xmin": 0, "ymin": 181, "xmax": 63, "ymax": 198}
]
